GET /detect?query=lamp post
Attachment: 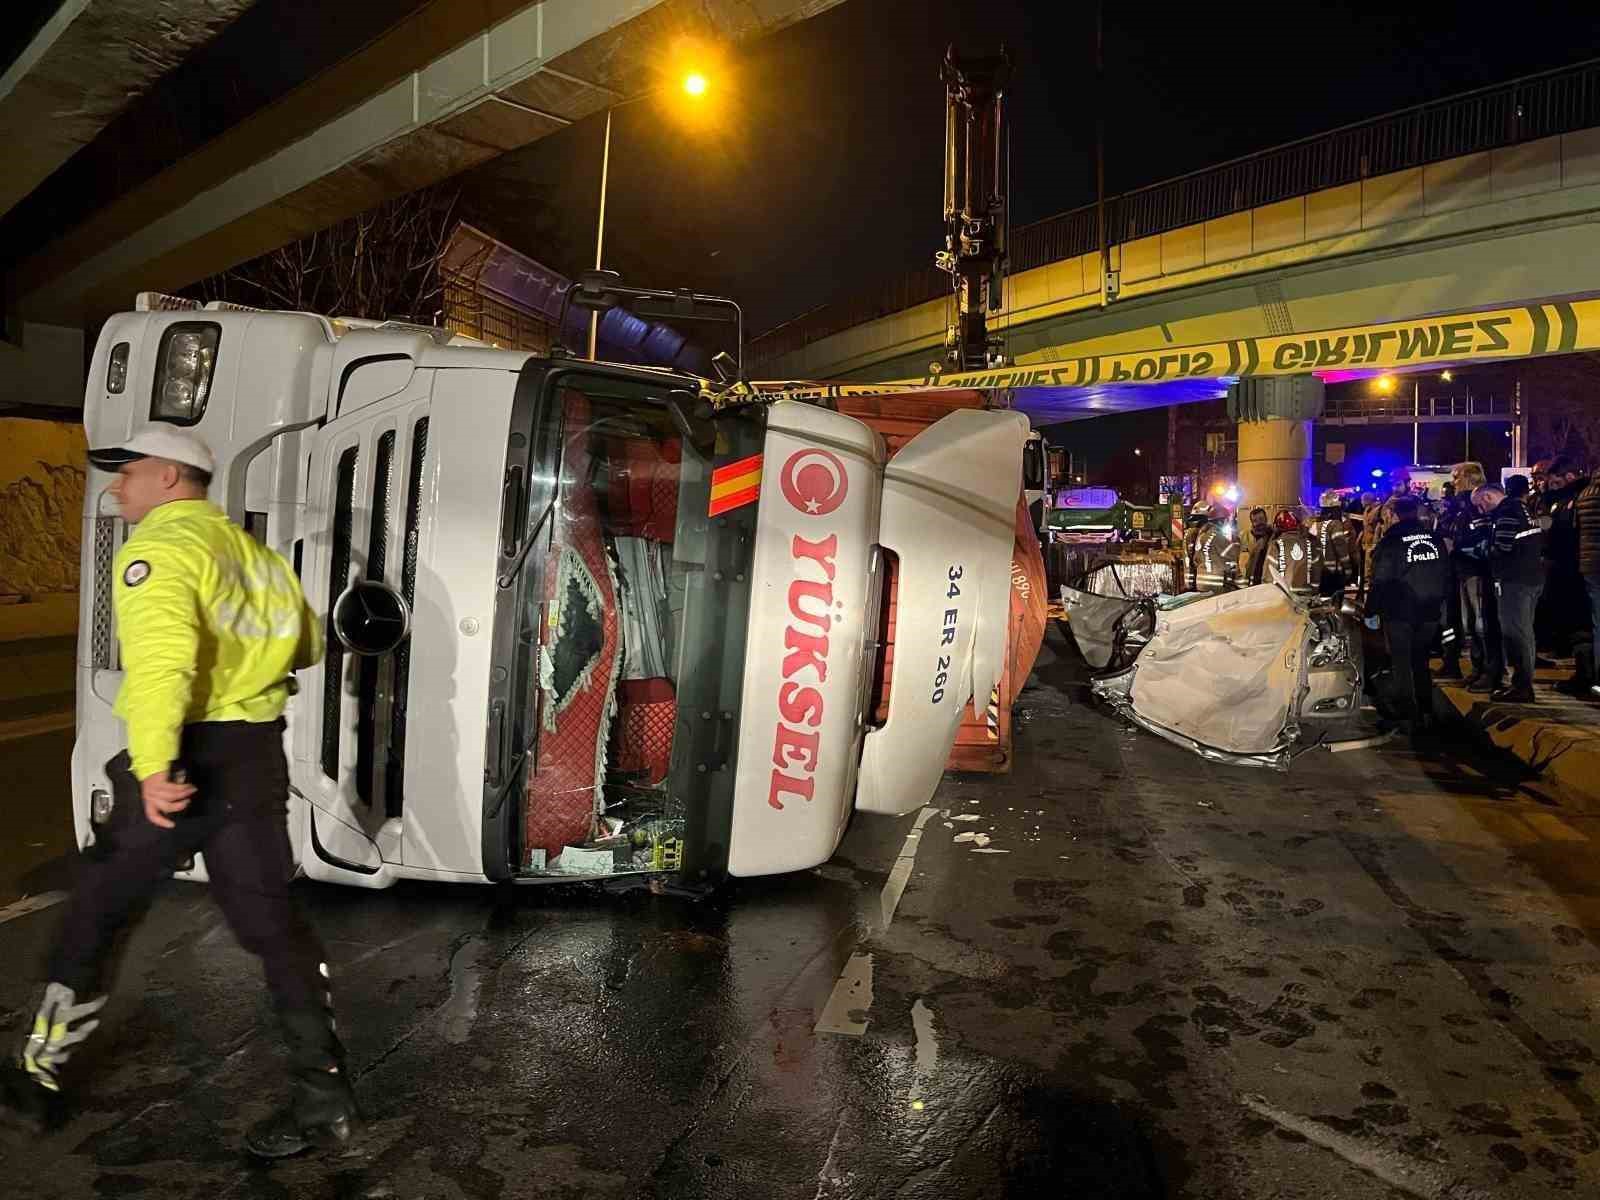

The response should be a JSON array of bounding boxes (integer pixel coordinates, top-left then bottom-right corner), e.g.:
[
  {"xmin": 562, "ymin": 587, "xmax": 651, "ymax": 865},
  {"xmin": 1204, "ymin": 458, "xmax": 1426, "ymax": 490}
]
[{"xmin": 587, "ymin": 71, "xmax": 711, "ymax": 360}]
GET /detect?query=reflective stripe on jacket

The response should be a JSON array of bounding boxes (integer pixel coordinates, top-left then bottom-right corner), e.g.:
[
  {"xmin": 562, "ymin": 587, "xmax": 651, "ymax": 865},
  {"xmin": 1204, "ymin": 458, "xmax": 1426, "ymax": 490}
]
[
  {"xmin": 1266, "ymin": 530, "xmax": 1323, "ymax": 592},
  {"xmin": 1193, "ymin": 525, "xmax": 1240, "ymax": 590},
  {"xmin": 1311, "ymin": 515, "xmax": 1354, "ymax": 576},
  {"xmin": 112, "ymin": 499, "xmax": 322, "ymax": 779},
  {"xmin": 1578, "ymin": 479, "xmax": 1600, "ymax": 578},
  {"xmin": 1488, "ymin": 497, "xmax": 1544, "ymax": 587}
]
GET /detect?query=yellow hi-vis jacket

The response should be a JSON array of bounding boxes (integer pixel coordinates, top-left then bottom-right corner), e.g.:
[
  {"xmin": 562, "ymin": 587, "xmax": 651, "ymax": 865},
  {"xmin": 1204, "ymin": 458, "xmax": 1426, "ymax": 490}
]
[{"xmin": 112, "ymin": 499, "xmax": 322, "ymax": 780}]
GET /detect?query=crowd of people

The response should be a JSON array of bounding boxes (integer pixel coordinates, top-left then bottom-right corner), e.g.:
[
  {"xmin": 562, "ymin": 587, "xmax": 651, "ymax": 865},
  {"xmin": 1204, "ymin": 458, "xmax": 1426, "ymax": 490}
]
[{"xmin": 1181, "ymin": 456, "xmax": 1600, "ymax": 735}]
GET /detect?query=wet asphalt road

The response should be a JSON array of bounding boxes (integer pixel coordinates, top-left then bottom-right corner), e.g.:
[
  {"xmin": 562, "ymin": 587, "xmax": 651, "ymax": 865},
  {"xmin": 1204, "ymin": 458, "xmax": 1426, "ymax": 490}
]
[{"xmin": 4, "ymin": 626, "xmax": 1600, "ymax": 1198}]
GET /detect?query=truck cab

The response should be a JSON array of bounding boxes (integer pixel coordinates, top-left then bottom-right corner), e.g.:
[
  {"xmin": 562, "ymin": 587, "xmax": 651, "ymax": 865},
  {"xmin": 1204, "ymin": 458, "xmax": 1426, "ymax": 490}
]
[{"xmin": 72, "ymin": 300, "xmax": 1028, "ymax": 889}]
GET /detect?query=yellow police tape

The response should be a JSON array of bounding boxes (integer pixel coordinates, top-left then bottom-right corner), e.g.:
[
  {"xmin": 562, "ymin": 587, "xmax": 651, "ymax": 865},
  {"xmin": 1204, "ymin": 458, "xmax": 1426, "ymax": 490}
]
[{"xmin": 720, "ymin": 297, "xmax": 1600, "ymax": 406}]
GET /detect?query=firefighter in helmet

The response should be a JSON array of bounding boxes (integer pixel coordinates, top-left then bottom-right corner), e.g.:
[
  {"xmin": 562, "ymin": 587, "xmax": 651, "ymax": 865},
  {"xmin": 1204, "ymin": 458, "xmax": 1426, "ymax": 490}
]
[
  {"xmin": 1183, "ymin": 501, "xmax": 1213, "ymax": 591},
  {"xmin": 1265, "ymin": 508, "xmax": 1323, "ymax": 594},
  {"xmin": 1191, "ymin": 502, "xmax": 1241, "ymax": 592},
  {"xmin": 1311, "ymin": 490, "xmax": 1356, "ymax": 598}
]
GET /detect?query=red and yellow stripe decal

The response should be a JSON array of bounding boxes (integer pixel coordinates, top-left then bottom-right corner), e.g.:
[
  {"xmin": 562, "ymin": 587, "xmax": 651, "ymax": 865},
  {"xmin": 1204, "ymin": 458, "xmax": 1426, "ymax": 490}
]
[{"xmin": 708, "ymin": 453, "xmax": 763, "ymax": 516}]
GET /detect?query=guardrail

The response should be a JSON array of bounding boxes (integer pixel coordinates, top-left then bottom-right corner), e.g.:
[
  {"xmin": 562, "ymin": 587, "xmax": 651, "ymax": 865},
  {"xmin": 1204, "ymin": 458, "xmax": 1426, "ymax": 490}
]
[
  {"xmin": 750, "ymin": 57, "xmax": 1600, "ymax": 366},
  {"xmin": 1322, "ymin": 391, "xmax": 1517, "ymax": 423}
]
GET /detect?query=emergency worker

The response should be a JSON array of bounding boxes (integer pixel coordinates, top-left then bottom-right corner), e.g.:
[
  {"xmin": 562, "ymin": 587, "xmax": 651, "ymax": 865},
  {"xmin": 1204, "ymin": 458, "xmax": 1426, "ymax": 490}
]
[
  {"xmin": 1481, "ymin": 480, "xmax": 1544, "ymax": 703},
  {"xmin": 1363, "ymin": 470, "xmax": 1409, "ymax": 573},
  {"xmin": 1366, "ymin": 496, "xmax": 1450, "ymax": 735},
  {"xmin": 1265, "ymin": 509, "xmax": 1323, "ymax": 594},
  {"xmin": 1183, "ymin": 501, "xmax": 1213, "ymax": 591},
  {"xmin": 1244, "ymin": 507, "xmax": 1273, "ymax": 586},
  {"xmin": 1192, "ymin": 506, "xmax": 1242, "ymax": 592},
  {"xmin": 1311, "ymin": 491, "xmax": 1355, "ymax": 598},
  {"xmin": 0, "ymin": 428, "xmax": 358, "ymax": 1159},
  {"xmin": 1451, "ymin": 465, "xmax": 1503, "ymax": 693}
]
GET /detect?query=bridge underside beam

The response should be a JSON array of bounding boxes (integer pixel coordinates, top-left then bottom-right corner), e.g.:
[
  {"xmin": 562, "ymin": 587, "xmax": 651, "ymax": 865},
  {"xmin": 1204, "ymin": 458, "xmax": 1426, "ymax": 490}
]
[
  {"xmin": 0, "ymin": 0, "xmax": 253, "ymax": 223},
  {"xmin": 12, "ymin": 0, "xmax": 843, "ymax": 324}
]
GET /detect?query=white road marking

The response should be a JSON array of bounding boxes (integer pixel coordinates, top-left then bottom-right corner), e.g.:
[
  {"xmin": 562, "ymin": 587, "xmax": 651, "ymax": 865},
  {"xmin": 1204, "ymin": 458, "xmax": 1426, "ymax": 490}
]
[
  {"xmin": 0, "ymin": 890, "xmax": 68, "ymax": 926},
  {"xmin": 878, "ymin": 806, "xmax": 940, "ymax": 931},
  {"xmin": 911, "ymin": 997, "xmax": 939, "ymax": 1075},
  {"xmin": 816, "ymin": 806, "xmax": 940, "ymax": 1039},
  {"xmin": 1241, "ymin": 1094, "xmax": 1492, "ymax": 1199},
  {"xmin": 815, "ymin": 952, "xmax": 874, "ymax": 1036}
]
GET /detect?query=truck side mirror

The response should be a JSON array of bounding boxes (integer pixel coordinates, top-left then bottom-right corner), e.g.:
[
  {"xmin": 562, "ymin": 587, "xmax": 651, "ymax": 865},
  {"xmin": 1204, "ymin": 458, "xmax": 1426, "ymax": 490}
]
[{"xmin": 667, "ymin": 389, "xmax": 717, "ymax": 456}]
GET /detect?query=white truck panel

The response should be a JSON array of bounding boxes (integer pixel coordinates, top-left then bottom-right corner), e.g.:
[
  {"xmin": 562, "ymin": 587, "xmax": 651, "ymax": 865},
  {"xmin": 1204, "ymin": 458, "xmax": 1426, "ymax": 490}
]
[
  {"xmin": 854, "ymin": 409, "xmax": 1028, "ymax": 815},
  {"xmin": 398, "ymin": 367, "xmax": 516, "ymax": 876},
  {"xmin": 726, "ymin": 403, "xmax": 884, "ymax": 877}
]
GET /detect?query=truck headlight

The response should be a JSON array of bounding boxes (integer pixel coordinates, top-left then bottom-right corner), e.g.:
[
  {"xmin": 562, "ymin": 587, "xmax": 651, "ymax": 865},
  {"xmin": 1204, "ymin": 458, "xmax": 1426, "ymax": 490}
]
[
  {"xmin": 151, "ymin": 322, "xmax": 220, "ymax": 424},
  {"xmin": 106, "ymin": 342, "xmax": 129, "ymax": 394},
  {"xmin": 90, "ymin": 788, "xmax": 114, "ymax": 824}
]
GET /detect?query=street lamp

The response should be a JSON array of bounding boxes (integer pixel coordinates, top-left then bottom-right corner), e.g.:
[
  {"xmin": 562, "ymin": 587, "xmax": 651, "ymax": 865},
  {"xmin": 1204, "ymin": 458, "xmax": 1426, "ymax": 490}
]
[{"xmin": 588, "ymin": 70, "xmax": 712, "ymax": 359}]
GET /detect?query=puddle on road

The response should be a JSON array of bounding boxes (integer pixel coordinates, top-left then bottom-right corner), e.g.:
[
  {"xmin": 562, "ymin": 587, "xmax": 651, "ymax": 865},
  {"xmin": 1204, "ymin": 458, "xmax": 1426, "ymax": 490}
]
[{"xmin": 440, "ymin": 937, "xmax": 487, "ymax": 1045}]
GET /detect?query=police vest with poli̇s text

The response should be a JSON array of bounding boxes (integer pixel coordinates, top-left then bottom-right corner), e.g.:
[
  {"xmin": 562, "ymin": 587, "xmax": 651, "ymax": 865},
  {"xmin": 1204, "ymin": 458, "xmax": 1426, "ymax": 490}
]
[{"xmin": 1367, "ymin": 519, "xmax": 1450, "ymax": 623}]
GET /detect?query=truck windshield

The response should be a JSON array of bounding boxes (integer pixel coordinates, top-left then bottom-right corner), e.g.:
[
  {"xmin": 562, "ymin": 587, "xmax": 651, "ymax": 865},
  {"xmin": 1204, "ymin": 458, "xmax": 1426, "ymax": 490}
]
[{"xmin": 491, "ymin": 366, "xmax": 762, "ymax": 881}]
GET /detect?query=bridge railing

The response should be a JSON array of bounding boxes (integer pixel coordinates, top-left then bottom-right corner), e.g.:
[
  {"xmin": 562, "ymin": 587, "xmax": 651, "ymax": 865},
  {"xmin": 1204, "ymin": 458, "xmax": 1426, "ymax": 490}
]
[{"xmin": 751, "ymin": 57, "xmax": 1600, "ymax": 367}]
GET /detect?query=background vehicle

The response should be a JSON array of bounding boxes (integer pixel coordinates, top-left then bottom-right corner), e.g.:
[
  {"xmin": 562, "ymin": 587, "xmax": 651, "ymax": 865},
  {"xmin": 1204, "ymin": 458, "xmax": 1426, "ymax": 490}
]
[{"xmin": 71, "ymin": 296, "xmax": 1028, "ymax": 890}]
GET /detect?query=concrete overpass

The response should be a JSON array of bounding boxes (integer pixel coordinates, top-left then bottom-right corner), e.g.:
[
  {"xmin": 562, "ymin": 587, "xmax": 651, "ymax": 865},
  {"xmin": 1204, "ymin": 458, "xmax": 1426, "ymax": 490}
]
[
  {"xmin": 749, "ymin": 58, "xmax": 1600, "ymax": 430},
  {"xmin": 0, "ymin": 0, "xmax": 843, "ymax": 410}
]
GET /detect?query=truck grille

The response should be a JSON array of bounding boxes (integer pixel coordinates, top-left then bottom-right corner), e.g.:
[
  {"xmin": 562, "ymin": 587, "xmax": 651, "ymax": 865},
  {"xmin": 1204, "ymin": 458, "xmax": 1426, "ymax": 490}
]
[
  {"xmin": 89, "ymin": 516, "xmax": 121, "ymax": 670},
  {"xmin": 322, "ymin": 446, "xmax": 358, "ymax": 779},
  {"xmin": 387, "ymin": 417, "xmax": 428, "ymax": 819},
  {"xmin": 356, "ymin": 431, "xmax": 396, "ymax": 807}
]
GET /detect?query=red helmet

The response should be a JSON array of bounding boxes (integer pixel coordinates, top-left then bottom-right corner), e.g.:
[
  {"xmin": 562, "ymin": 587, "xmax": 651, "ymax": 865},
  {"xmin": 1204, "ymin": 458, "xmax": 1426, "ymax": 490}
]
[{"xmin": 1273, "ymin": 509, "xmax": 1302, "ymax": 531}]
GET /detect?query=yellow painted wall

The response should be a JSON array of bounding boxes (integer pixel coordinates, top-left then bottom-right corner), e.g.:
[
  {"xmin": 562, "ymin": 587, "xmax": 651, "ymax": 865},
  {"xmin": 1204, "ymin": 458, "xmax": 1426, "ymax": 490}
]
[{"xmin": 0, "ymin": 418, "xmax": 86, "ymax": 602}]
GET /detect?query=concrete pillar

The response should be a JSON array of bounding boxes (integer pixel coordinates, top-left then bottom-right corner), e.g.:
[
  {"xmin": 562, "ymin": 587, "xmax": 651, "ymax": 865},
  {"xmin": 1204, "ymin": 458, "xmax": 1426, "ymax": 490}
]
[{"xmin": 1227, "ymin": 375, "xmax": 1325, "ymax": 511}]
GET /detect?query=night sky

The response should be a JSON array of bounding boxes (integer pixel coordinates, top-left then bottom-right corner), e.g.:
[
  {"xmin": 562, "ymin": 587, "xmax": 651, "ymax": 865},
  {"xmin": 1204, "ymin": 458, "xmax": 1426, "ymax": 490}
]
[{"xmin": 459, "ymin": 0, "xmax": 1600, "ymax": 335}]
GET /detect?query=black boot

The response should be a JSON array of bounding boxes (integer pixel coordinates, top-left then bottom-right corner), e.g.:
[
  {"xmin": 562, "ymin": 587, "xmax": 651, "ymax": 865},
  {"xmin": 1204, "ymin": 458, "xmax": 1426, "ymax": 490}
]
[
  {"xmin": 245, "ymin": 1009, "xmax": 360, "ymax": 1160},
  {"xmin": 1, "ymin": 983, "xmax": 106, "ymax": 1133}
]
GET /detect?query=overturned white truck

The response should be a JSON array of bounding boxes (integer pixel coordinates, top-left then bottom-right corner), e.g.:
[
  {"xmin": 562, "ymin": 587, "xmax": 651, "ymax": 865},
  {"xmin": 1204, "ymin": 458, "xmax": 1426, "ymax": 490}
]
[{"xmin": 71, "ymin": 298, "xmax": 1027, "ymax": 888}]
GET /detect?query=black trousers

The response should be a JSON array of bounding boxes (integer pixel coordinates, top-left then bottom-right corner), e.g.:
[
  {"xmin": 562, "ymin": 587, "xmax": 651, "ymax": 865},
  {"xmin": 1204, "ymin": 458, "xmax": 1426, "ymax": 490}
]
[
  {"xmin": 1384, "ymin": 620, "xmax": 1440, "ymax": 724},
  {"xmin": 51, "ymin": 720, "xmax": 326, "ymax": 1014},
  {"xmin": 1440, "ymin": 573, "xmax": 1465, "ymax": 670}
]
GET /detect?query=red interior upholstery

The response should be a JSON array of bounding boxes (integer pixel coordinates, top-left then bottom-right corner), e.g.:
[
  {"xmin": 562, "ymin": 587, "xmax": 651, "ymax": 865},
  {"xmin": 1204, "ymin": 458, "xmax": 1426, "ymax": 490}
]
[
  {"xmin": 605, "ymin": 437, "xmax": 681, "ymax": 543},
  {"xmin": 524, "ymin": 393, "xmax": 623, "ymax": 865},
  {"xmin": 614, "ymin": 677, "xmax": 676, "ymax": 786}
]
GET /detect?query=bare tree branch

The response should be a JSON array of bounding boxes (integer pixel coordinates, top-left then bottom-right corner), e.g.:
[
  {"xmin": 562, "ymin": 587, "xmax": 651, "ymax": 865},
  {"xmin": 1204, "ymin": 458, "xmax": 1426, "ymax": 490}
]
[{"xmin": 185, "ymin": 185, "xmax": 462, "ymax": 323}]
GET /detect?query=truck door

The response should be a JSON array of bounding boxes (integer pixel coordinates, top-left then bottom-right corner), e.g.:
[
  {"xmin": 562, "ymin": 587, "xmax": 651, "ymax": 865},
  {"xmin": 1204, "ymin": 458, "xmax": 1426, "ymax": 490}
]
[{"xmin": 296, "ymin": 376, "xmax": 432, "ymax": 882}]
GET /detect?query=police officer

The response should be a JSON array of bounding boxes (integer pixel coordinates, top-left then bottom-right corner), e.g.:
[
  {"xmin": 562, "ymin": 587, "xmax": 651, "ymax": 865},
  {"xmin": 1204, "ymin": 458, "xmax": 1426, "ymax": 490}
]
[
  {"xmin": 1, "ymin": 428, "xmax": 357, "ymax": 1159},
  {"xmin": 1265, "ymin": 508, "xmax": 1323, "ymax": 595},
  {"xmin": 1366, "ymin": 495, "xmax": 1450, "ymax": 735},
  {"xmin": 1311, "ymin": 491, "xmax": 1355, "ymax": 598}
]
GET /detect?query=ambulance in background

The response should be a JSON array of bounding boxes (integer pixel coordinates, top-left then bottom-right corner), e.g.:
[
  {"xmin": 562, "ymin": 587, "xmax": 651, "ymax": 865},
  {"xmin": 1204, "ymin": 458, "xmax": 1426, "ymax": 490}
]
[{"xmin": 70, "ymin": 291, "xmax": 1028, "ymax": 890}]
